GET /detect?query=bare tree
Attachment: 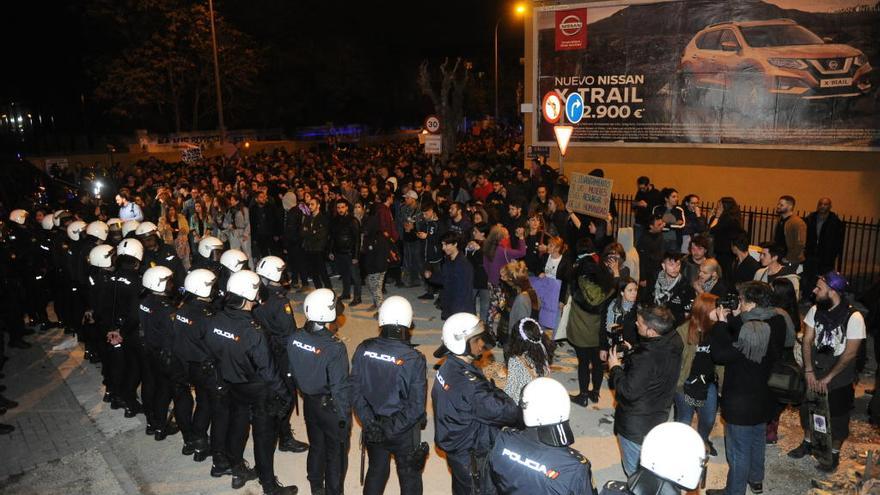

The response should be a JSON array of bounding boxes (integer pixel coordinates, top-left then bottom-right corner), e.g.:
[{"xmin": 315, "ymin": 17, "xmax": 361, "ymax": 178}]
[{"xmin": 418, "ymin": 57, "xmax": 470, "ymax": 164}]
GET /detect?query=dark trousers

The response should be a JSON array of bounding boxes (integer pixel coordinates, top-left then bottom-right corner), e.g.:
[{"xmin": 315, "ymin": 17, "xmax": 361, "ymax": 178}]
[
  {"xmin": 333, "ymin": 253, "xmax": 361, "ymax": 299},
  {"xmin": 446, "ymin": 451, "xmax": 495, "ymax": 495},
  {"xmin": 24, "ymin": 274, "xmax": 49, "ymax": 324},
  {"xmin": 572, "ymin": 344, "xmax": 604, "ymax": 395},
  {"xmin": 122, "ymin": 339, "xmax": 152, "ymax": 412},
  {"xmin": 187, "ymin": 362, "xmax": 213, "ymax": 441},
  {"xmin": 147, "ymin": 350, "xmax": 173, "ymax": 429},
  {"xmin": 209, "ymin": 386, "xmax": 231, "ymax": 460},
  {"xmin": 364, "ymin": 426, "xmax": 423, "ymax": 495},
  {"xmin": 799, "ymin": 384, "xmax": 855, "ymax": 449},
  {"xmin": 305, "ymin": 251, "xmax": 332, "ymax": 289},
  {"xmin": 285, "ymin": 244, "xmax": 308, "ymax": 286},
  {"xmin": 228, "ymin": 382, "xmax": 277, "ymax": 485},
  {"xmin": 303, "ymin": 394, "xmax": 350, "ymax": 495},
  {"xmin": 68, "ymin": 284, "xmax": 86, "ymax": 339},
  {"xmin": 161, "ymin": 356, "xmax": 193, "ymax": 440}
]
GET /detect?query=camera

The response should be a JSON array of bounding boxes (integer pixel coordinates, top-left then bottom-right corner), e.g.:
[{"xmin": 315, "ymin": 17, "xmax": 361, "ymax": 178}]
[
  {"xmin": 610, "ymin": 324, "xmax": 628, "ymax": 356},
  {"xmin": 716, "ymin": 294, "xmax": 739, "ymax": 311}
]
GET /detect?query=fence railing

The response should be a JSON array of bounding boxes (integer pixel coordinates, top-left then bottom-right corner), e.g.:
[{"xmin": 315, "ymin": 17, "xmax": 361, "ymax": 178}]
[{"xmin": 610, "ymin": 194, "xmax": 880, "ymax": 294}]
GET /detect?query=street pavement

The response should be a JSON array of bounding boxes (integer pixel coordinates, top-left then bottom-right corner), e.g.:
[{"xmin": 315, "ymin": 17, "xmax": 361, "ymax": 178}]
[{"xmin": 0, "ymin": 279, "xmax": 871, "ymax": 494}]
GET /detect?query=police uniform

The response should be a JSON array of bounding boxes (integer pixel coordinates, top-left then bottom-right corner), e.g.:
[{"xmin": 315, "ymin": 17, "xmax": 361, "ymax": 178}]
[
  {"xmin": 203, "ymin": 307, "xmax": 287, "ymax": 486},
  {"xmin": 287, "ymin": 324, "xmax": 351, "ymax": 495},
  {"xmin": 253, "ymin": 284, "xmax": 302, "ymax": 449},
  {"xmin": 138, "ymin": 291, "xmax": 177, "ymax": 434},
  {"xmin": 87, "ymin": 263, "xmax": 115, "ymax": 395},
  {"xmin": 2, "ymin": 224, "xmax": 34, "ymax": 346},
  {"xmin": 351, "ymin": 335, "xmax": 427, "ymax": 495},
  {"xmin": 109, "ymin": 264, "xmax": 146, "ymax": 414},
  {"xmin": 490, "ymin": 427, "xmax": 598, "ymax": 495},
  {"xmin": 48, "ymin": 224, "xmax": 70, "ymax": 329},
  {"xmin": 192, "ymin": 256, "xmax": 223, "ymax": 277},
  {"xmin": 171, "ymin": 297, "xmax": 217, "ymax": 459},
  {"xmin": 432, "ymin": 356, "xmax": 520, "ymax": 495},
  {"xmin": 61, "ymin": 236, "xmax": 87, "ymax": 340},
  {"xmin": 20, "ymin": 221, "xmax": 52, "ymax": 329},
  {"xmin": 76, "ymin": 235, "xmax": 102, "ymax": 358}
]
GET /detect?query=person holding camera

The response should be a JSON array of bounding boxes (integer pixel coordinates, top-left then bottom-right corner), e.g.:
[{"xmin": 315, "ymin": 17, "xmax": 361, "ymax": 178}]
[
  {"xmin": 601, "ymin": 277, "xmax": 640, "ymax": 364},
  {"xmin": 787, "ymin": 272, "xmax": 865, "ymax": 472},
  {"xmin": 607, "ymin": 304, "xmax": 683, "ymax": 476},
  {"xmin": 706, "ymin": 281, "xmax": 786, "ymax": 495}
]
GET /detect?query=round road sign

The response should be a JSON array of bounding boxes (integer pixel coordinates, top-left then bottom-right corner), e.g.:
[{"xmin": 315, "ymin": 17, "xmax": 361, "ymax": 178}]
[
  {"xmin": 424, "ymin": 115, "xmax": 441, "ymax": 134},
  {"xmin": 542, "ymin": 92, "xmax": 563, "ymax": 124}
]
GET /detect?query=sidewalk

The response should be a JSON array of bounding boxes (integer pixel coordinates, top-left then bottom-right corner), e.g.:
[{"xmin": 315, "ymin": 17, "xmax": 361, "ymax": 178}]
[{"xmin": 0, "ymin": 283, "xmax": 870, "ymax": 494}]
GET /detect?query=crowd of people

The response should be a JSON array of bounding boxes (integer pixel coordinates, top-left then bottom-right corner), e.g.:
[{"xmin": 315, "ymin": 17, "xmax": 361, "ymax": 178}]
[{"xmin": 0, "ymin": 130, "xmax": 876, "ymax": 495}]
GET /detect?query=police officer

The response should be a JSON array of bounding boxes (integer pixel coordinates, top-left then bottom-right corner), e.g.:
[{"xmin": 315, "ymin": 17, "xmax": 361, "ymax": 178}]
[
  {"xmin": 6, "ymin": 210, "xmax": 38, "ymax": 348},
  {"xmin": 253, "ymin": 256, "xmax": 309, "ymax": 454},
  {"xmin": 106, "ymin": 218, "xmax": 124, "ymax": 246},
  {"xmin": 172, "ymin": 269, "xmax": 218, "ymax": 463},
  {"xmin": 490, "ymin": 377, "xmax": 598, "ymax": 495},
  {"xmin": 600, "ymin": 422, "xmax": 707, "ymax": 495},
  {"xmin": 49, "ymin": 211, "xmax": 75, "ymax": 332},
  {"xmin": 62, "ymin": 220, "xmax": 88, "ymax": 342},
  {"xmin": 218, "ymin": 248, "xmax": 249, "ymax": 303},
  {"xmin": 432, "ymin": 312, "xmax": 520, "ymax": 495},
  {"xmin": 80, "ymin": 221, "xmax": 110, "ymax": 362},
  {"xmin": 121, "ymin": 220, "xmax": 140, "ymax": 239},
  {"xmin": 287, "ymin": 288, "xmax": 351, "ymax": 495},
  {"xmin": 351, "ymin": 296, "xmax": 429, "ymax": 495},
  {"xmin": 35, "ymin": 213, "xmax": 57, "ymax": 332},
  {"xmin": 136, "ymin": 221, "xmax": 186, "ymax": 291},
  {"xmin": 193, "ymin": 236, "xmax": 225, "ymax": 275},
  {"xmin": 86, "ymin": 244, "xmax": 117, "ymax": 402},
  {"xmin": 139, "ymin": 265, "xmax": 180, "ymax": 440},
  {"xmin": 109, "ymin": 238, "xmax": 146, "ymax": 417},
  {"xmin": 203, "ymin": 270, "xmax": 298, "ymax": 494}
]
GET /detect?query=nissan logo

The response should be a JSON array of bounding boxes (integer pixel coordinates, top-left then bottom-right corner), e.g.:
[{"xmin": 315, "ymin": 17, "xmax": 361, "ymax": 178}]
[
  {"xmin": 828, "ymin": 60, "xmax": 839, "ymax": 69},
  {"xmin": 559, "ymin": 15, "xmax": 583, "ymax": 36}
]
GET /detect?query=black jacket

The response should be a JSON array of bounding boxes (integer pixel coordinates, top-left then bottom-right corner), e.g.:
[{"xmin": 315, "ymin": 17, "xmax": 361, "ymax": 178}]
[
  {"xmin": 172, "ymin": 298, "xmax": 214, "ymax": 364},
  {"xmin": 301, "ymin": 211, "xmax": 329, "ymax": 253},
  {"xmin": 608, "ymin": 330, "xmax": 683, "ymax": 444},
  {"xmin": 330, "ymin": 214, "xmax": 361, "ymax": 257},
  {"xmin": 249, "ymin": 201, "xmax": 277, "ymax": 238},
  {"xmin": 805, "ymin": 211, "xmax": 845, "ymax": 271}
]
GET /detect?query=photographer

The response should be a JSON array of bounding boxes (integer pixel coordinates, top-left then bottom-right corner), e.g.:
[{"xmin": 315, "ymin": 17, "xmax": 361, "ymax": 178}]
[
  {"xmin": 706, "ymin": 281, "xmax": 786, "ymax": 495},
  {"xmin": 607, "ymin": 304, "xmax": 683, "ymax": 476}
]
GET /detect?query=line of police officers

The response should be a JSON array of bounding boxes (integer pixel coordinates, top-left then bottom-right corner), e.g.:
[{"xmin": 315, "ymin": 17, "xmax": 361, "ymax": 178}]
[{"xmin": 4, "ymin": 206, "xmax": 709, "ymax": 495}]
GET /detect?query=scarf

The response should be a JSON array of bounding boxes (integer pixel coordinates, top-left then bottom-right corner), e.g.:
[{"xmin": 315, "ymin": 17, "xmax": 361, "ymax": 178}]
[
  {"xmin": 734, "ymin": 306, "xmax": 776, "ymax": 363},
  {"xmin": 654, "ymin": 271, "xmax": 681, "ymax": 305},
  {"xmin": 701, "ymin": 277, "xmax": 717, "ymax": 294}
]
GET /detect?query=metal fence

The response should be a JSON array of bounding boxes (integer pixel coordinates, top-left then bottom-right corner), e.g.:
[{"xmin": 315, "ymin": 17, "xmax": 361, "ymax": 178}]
[{"xmin": 610, "ymin": 194, "xmax": 880, "ymax": 294}]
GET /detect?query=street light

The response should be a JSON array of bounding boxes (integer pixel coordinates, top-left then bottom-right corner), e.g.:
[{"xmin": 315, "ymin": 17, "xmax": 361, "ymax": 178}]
[
  {"xmin": 208, "ymin": 0, "xmax": 226, "ymax": 144},
  {"xmin": 494, "ymin": 3, "xmax": 527, "ymax": 123},
  {"xmin": 553, "ymin": 125, "xmax": 573, "ymax": 176}
]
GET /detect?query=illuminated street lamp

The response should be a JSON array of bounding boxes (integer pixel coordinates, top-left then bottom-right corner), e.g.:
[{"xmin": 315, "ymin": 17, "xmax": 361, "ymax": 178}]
[
  {"xmin": 495, "ymin": 3, "xmax": 527, "ymax": 123},
  {"xmin": 553, "ymin": 125, "xmax": 573, "ymax": 176}
]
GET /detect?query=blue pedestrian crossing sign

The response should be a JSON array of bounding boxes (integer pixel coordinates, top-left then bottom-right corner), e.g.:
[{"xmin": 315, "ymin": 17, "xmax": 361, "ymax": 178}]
[{"xmin": 565, "ymin": 93, "xmax": 584, "ymax": 124}]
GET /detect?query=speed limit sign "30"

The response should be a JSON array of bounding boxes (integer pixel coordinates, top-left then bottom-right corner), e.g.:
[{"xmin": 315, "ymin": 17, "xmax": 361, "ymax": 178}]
[{"xmin": 424, "ymin": 115, "xmax": 441, "ymax": 134}]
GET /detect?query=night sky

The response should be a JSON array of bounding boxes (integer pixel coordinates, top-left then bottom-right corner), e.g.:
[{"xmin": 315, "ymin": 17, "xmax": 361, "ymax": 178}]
[{"xmin": 2, "ymin": 0, "xmax": 526, "ymax": 136}]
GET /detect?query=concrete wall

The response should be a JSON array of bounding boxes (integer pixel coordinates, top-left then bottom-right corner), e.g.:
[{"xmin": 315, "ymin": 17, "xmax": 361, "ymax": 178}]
[{"xmin": 522, "ymin": 1, "xmax": 880, "ymax": 218}]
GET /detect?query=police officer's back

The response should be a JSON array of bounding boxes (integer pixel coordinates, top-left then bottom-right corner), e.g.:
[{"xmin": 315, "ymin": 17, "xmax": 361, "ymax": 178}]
[
  {"xmin": 490, "ymin": 378, "xmax": 598, "ymax": 495},
  {"xmin": 137, "ymin": 222, "xmax": 186, "ymax": 291},
  {"xmin": 108, "ymin": 238, "xmax": 145, "ymax": 416},
  {"xmin": 351, "ymin": 296, "xmax": 428, "ymax": 495},
  {"xmin": 287, "ymin": 288, "xmax": 351, "ymax": 495},
  {"xmin": 432, "ymin": 312, "xmax": 520, "ymax": 495},
  {"xmin": 138, "ymin": 266, "xmax": 177, "ymax": 439},
  {"xmin": 193, "ymin": 236, "xmax": 225, "ymax": 276}
]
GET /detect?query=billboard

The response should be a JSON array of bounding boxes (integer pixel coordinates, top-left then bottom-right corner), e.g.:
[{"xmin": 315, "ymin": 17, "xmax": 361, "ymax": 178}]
[{"xmin": 533, "ymin": 0, "xmax": 880, "ymax": 150}]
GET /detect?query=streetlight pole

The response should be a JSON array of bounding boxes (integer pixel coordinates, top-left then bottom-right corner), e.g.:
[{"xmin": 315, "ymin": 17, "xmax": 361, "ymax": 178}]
[{"xmin": 208, "ymin": 0, "xmax": 226, "ymax": 144}]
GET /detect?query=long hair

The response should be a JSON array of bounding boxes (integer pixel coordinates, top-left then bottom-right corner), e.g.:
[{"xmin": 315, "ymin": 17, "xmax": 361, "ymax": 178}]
[
  {"xmin": 484, "ymin": 224, "xmax": 506, "ymax": 261},
  {"xmin": 772, "ymin": 278, "xmax": 800, "ymax": 330},
  {"xmin": 502, "ymin": 260, "xmax": 539, "ymax": 309},
  {"xmin": 719, "ymin": 197, "xmax": 742, "ymax": 226},
  {"xmin": 688, "ymin": 293, "xmax": 719, "ymax": 345},
  {"xmin": 507, "ymin": 318, "xmax": 556, "ymax": 374}
]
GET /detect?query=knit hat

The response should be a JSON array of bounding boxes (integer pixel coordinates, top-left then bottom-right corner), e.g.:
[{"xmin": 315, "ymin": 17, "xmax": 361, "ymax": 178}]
[
  {"xmin": 281, "ymin": 191, "xmax": 297, "ymax": 211},
  {"xmin": 405, "ymin": 190, "xmax": 418, "ymax": 200},
  {"xmin": 821, "ymin": 271, "xmax": 847, "ymax": 294}
]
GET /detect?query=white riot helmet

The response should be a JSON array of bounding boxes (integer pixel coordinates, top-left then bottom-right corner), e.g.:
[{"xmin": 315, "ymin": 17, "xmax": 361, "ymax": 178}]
[
  {"xmin": 197, "ymin": 236, "xmax": 224, "ymax": 260},
  {"xmin": 53, "ymin": 210, "xmax": 68, "ymax": 227},
  {"xmin": 255, "ymin": 256, "xmax": 286, "ymax": 282},
  {"xmin": 106, "ymin": 218, "xmax": 123, "ymax": 229},
  {"xmin": 116, "ymin": 238, "xmax": 144, "ymax": 261},
  {"xmin": 521, "ymin": 377, "xmax": 575, "ymax": 447},
  {"xmin": 9, "ymin": 209, "xmax": 27, "ymax": 225},
  {"xmin": 122, "ymin": 220, "xmax": 140, "ymax": 237},
  {"xmin": 439, "ymin": 312, "xmax": 487, "ymax": 357},
  {"xmin": 227, "ymin": 270, "xmax": 261, "ymax": 301},
  {"xmin": 142, "ymin": 266, "xmax": 173, "ymax": 293},
  {"xmin": 134, "ymin": 221, "xmax": 158, "ymax": 237},
  {"xmin": 88, "ymin": 245, "xmax": 115, "ymax": 268},
  {"xmin": 86, "ymin": 220, "xmax": 109, "ymax": 241},
  {"xmin": 185, "ymin": 269, "xmax": 217, "ymax": 298},
  {"xmin": 378, "ymin": 296, "xmax": 413, "ymax": 328},
  {"xmin": 67, "ymin": 220, "xmax": 87, "ymax": 241},
  {"xmin": 304, "ymin": 288, "xmax": 337, "ymax": 324},
  {"xmin": 640, "ymin": 422, "xmax": 707, "ymax": 490},
  {"xmin": 220, "ymin": 249, "xmax": 248, "ymax": 272},
  {"xmin": 41, "ymin": 214, "xmax": 55, "ymax": 231}
]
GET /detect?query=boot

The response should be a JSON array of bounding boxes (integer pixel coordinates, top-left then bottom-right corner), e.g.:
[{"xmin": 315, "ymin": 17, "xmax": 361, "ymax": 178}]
[
  {"xmin": 102, "ymin": 391, "xmax": 113, "ymax": 403},
  {"xmin": 816, "ymin": 452, "xmax": 840, "ymax": 472},
  {"xmin": 261, "ymin": 477, "xmax": 298, "ymax": 495},
  {"xmin": 181, "ymin": 437, "xmax": 196, "ymax": 455},
  {"xmin": 192, "ymin": 437, "xmax": 211, "ymax": 462},
  {"xmin": 164, "ymin": 417, "xmax": 180, "ymax": 436},
  {"xmin": 278, "ymin": 430, "xmax": 309, "ymax": 453},
  {"xmin": 787, "ymin": 440, "xmax": 812, "ymax": 459},
  {"xmin": 210, "ymin": 453, "xmax": 232, "ymax": 477},
  {"xmin": 569, "ymin": 393, "xmax": 589, "ymax": 407},
  {"xmin": 110, "ymin": 396, "xmax": 126, "ymax": 410},
  {"xmin": 154, "ymin": 428, "xmax": 168, "ymax": 441},
  {"xmin": 231, "ymin": 461, "xmax": 258, "ymax": 489},
  {"xmin": 123, "ymin": 401, "xmax": 142, "ymax": 418}
]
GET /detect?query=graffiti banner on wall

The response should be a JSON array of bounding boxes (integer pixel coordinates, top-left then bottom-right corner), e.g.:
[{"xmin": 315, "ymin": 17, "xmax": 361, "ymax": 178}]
[{"xmin": 534, "ymin": 0, "xmax": 880, "ymax": 150}]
